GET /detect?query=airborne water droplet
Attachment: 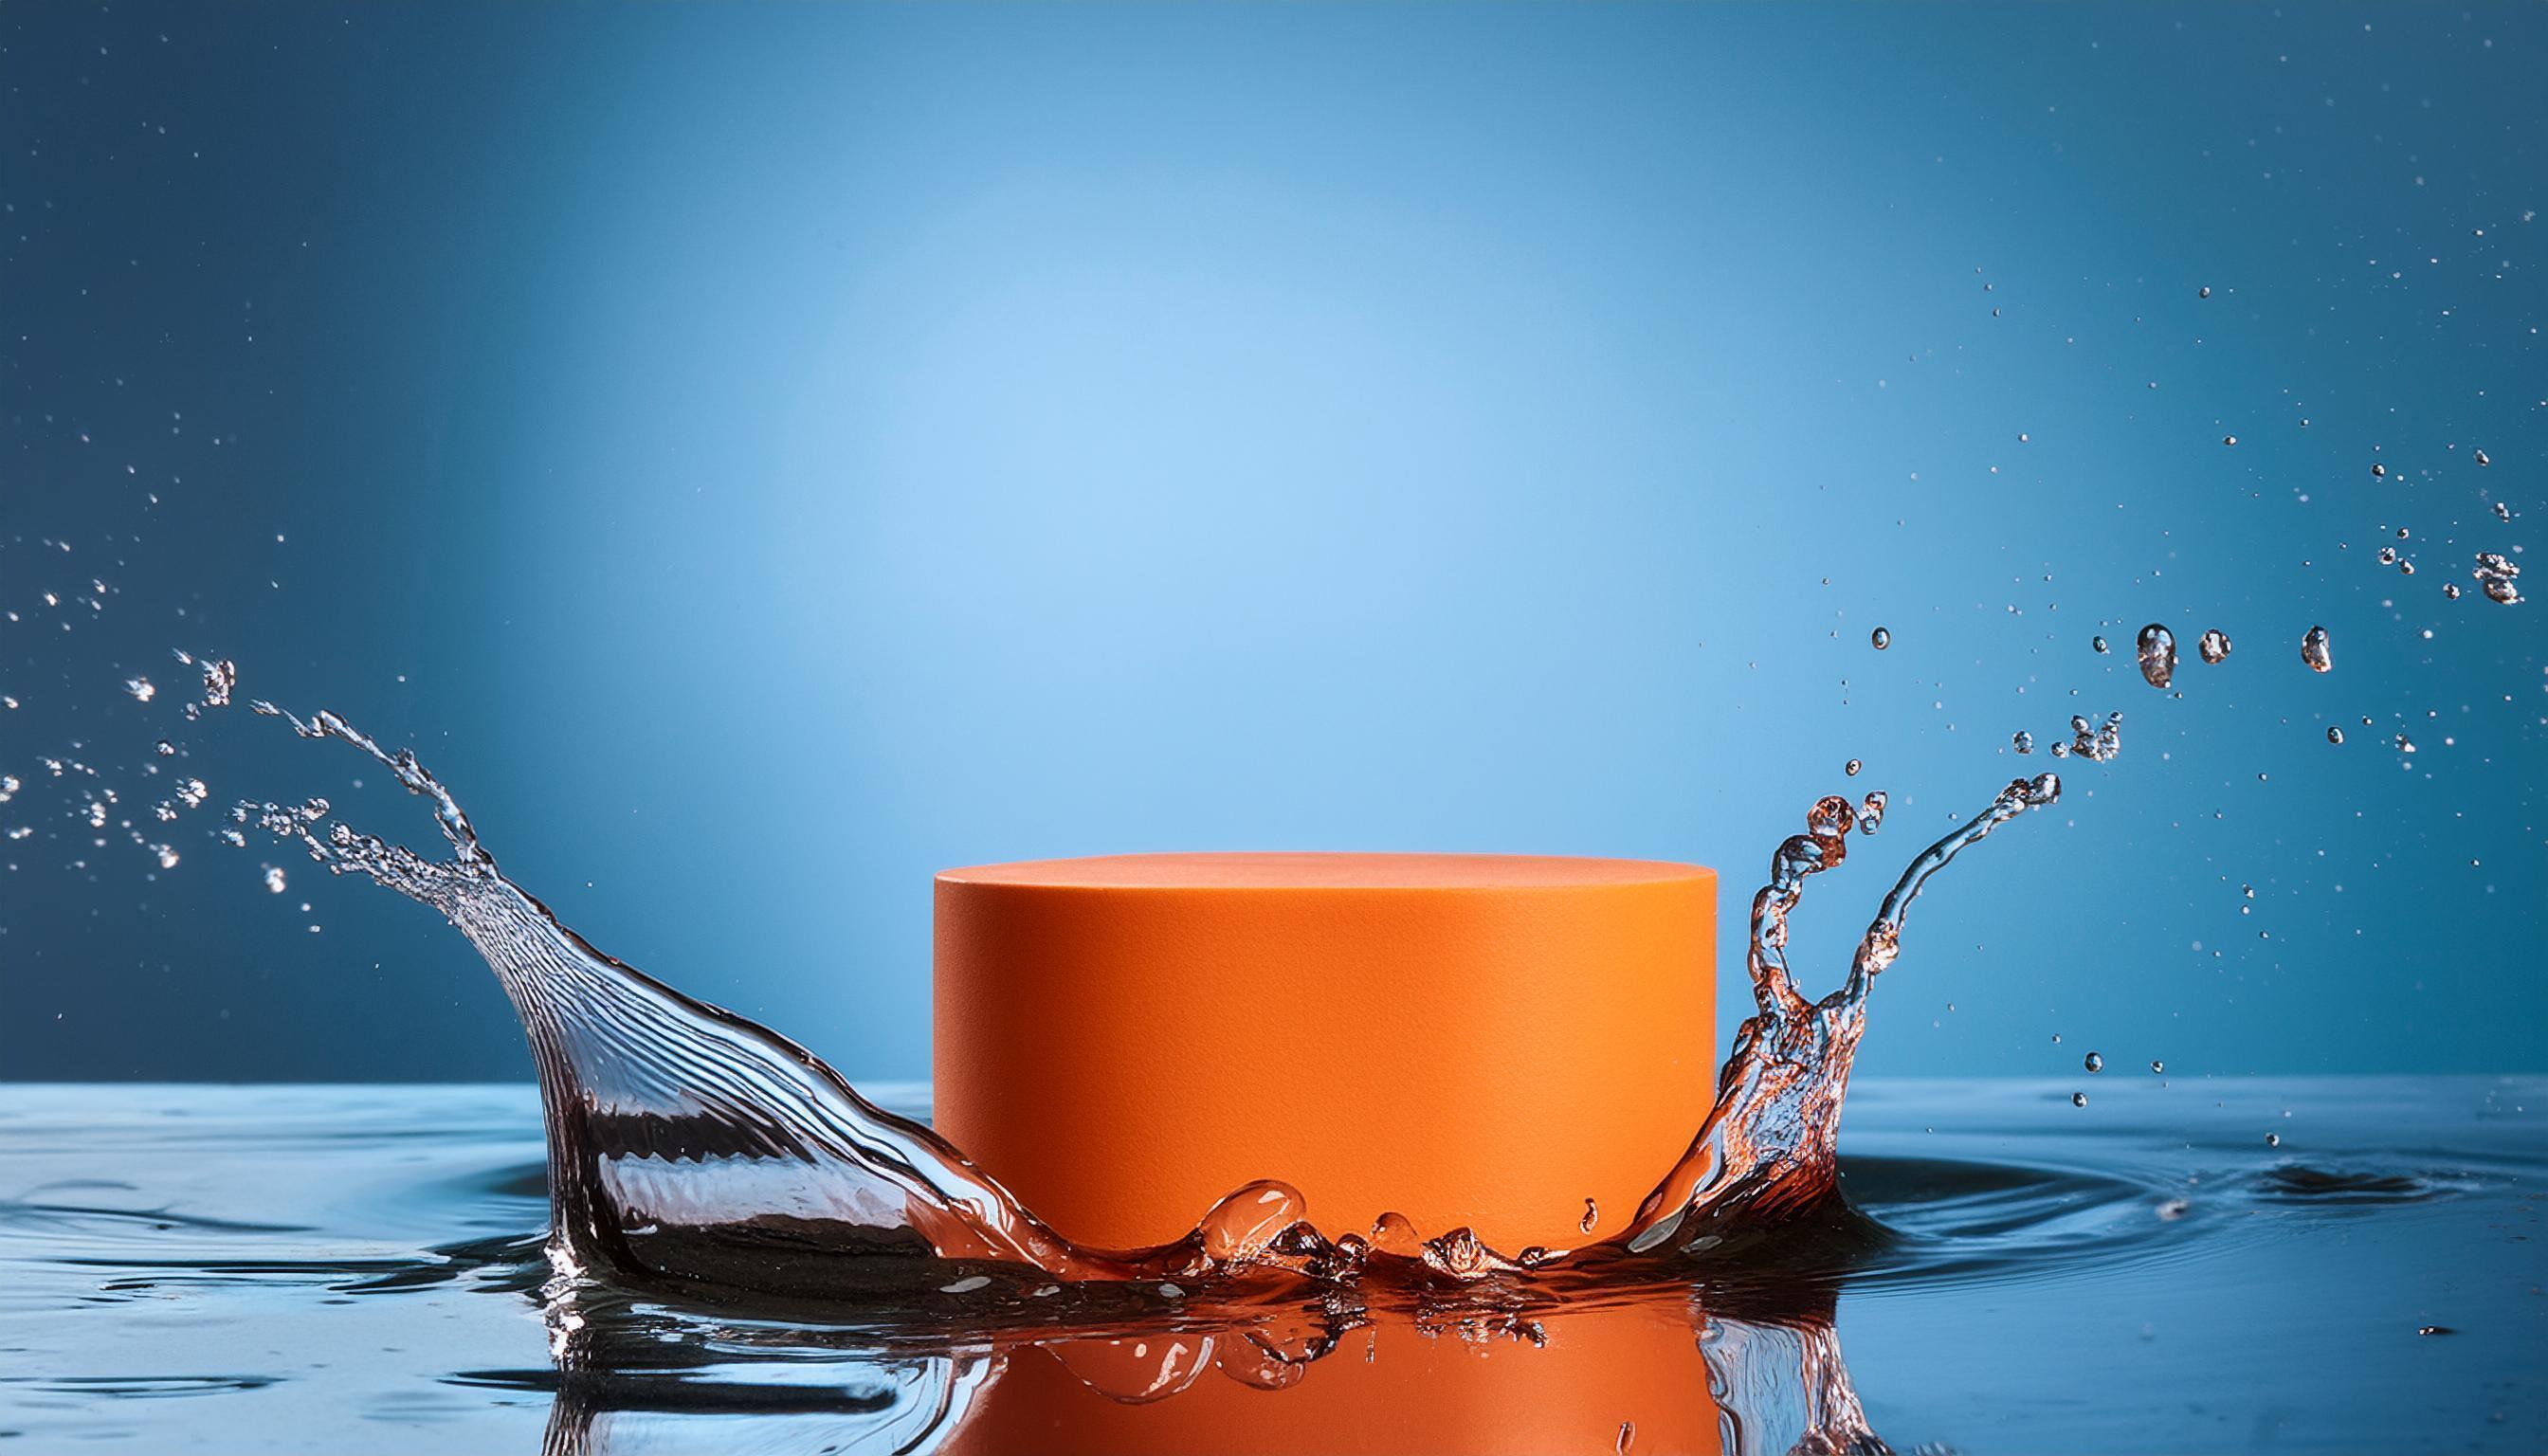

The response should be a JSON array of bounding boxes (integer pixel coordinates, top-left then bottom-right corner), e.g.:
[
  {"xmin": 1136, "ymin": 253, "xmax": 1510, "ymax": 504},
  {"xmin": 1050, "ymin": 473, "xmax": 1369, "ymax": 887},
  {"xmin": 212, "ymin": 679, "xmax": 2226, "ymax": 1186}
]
[
  {"xmin": 2072, "ymin": 1092, "xmax": 2089, "ymax": 1107},
  {"xmin": 2472, "ymin": 552, "xmax": 2522, "ymax": 605},
  {"xmin": 2150, "ymin": 1060, "xmax": 2165, "ymax": 1075},
  {"xmin": 2135, "ymin": 624, "xmax": 2176, "ymax": 689},
  {"xmin": 2012, "ymin": 730, "xmax": 2033, "ymax": 754},
  {"xmin": 1870, "ymin": 627, "xmax": 1892, "ymax": 650},
  {"xmin": 2092, "ymin": 634, "xmax": 2110, "ymax": 654},
  {"xmin": 2197, "ymin": 628, "xmax": 2231, "ymax": 664},
  {"xmin": 2301, "ymin": 626, "xmax": 2333, "ymax": 673},
  {"xmin": 2266, "ymin": 1133, "xmax": 2282, "ymax": 1148},
  {"xmin": 2084, "ymin": 1052, "xmax": 2104, "ymax": 1073},
  {"xmin": 1845, "ymin": 758, "xmax": 1862, "ymax": 777},
  {"xmin": 2327, "ymin": 726, "xmax": 2344, "ymax": 744}
]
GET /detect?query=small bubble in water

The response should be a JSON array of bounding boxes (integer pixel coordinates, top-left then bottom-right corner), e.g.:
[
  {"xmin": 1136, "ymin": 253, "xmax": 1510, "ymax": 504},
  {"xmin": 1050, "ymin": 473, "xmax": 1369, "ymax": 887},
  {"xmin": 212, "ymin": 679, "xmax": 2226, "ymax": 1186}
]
[
  {"xmin": 2443, "ymin": 582, "xmax": 2462, "ymax": 600},
  {"xmin": 2301, "ymin": 626, "xmax": 2332, "ymax": 673},
  {"xmin": 2492, "ymin": 500, "xmax": 2511, "ymax": 522},
  {"xmin": 2197, "ymin": 628, "xmax": 2231, "ymax": 664},
  {"xmin": 2084, "ymin": 1052, "xmax": 2104, "ymax": 1073},
  {"xmin": 264, "ymin": 865, "xmax": 287, "ymax": 894},
  {"xmin": 174, "ymin": 778, "xmax": 208, "ymax": 809},
  {"xmin": 1871, "ymin": 627, "xmax": 1891, "ymax": 650},
  {"xmin": 2071, "ymin": 1092, "xmax": 2088, "ymax": 1107},
  {"xmin": 154, "ymin": 740, "xmax": 174, "ymax": 756},
  {"xmin": 1845, "ymin": 758, "xmax": 1862, "ymax": 777},
  {"xmin": 2012, "ymin": 730, "xmax": 2033, "ymax": 754},
  {"xmin": 2092, "ymin": 634, "xmax": 2110, "ymax": 654},
  {"xmin": 2394, "ymin": 733, "xmax": 2416, "ymax": 754},
  {"xmin": 2135, "ymin": 624, "xmax": 2176, "ymax": 689}
]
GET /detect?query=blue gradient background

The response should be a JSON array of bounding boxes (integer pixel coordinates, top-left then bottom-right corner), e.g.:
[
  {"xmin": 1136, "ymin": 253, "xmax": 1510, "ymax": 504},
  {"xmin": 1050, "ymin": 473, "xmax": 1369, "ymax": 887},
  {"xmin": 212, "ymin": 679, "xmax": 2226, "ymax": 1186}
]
[{"xmin": 5, "ymin": 3, "xmax": 2540, "ymax": 1083}]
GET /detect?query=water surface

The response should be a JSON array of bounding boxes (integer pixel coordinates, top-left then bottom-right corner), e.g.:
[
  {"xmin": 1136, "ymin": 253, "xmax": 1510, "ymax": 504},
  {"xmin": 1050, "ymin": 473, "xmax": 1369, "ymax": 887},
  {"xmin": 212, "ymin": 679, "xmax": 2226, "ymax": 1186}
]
[{"xmin": 5, "ymin": 1078, "xmax": 2538, "ymax": 1452}]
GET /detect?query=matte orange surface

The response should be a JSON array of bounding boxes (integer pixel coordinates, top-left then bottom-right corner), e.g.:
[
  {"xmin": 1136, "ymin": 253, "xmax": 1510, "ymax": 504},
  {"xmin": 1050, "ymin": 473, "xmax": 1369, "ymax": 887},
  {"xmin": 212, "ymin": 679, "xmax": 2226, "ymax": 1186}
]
[{"xmin": 933, "ymin": 852, "xmax": 1717, "ymax": 1252}]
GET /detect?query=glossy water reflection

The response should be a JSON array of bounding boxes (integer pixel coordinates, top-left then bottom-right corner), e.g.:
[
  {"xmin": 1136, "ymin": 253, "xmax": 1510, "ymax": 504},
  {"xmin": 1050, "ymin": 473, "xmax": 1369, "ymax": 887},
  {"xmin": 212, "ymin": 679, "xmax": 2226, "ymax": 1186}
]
[{"xmin": 5, "ymin": 1080, "xmax": 2539, "ymax": 1452}]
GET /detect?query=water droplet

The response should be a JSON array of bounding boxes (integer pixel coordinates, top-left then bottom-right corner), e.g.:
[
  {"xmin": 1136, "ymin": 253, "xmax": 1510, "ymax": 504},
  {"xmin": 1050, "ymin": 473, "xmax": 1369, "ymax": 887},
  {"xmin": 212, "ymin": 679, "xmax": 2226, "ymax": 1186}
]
[
  {"xmin": 2301, "ymin": 626, "xmax": 2333, "ymax": 673},
  {"xmin": 2443, "ymin": 582, "xmax": 2462, "ymax": 600},
  {"xmin": 2084, "ymin": 1052, "xmax": 2104, "ymax": 1073},
  {"xmin": 2012, "ymin": 730, "xmax": 2033, "ymax": 754},
  {"xmin": 2371, "ymin": 462, "xmax": 2387, "ymax": 479},
  {"xmin": 2472, "ymin": 449, "xmax": 2489, "ymax": 467},
  {"xmin": 1845, "ymin": 758, "xmax": 1863, "ymax": 777},
  {"xmin": 198, "ymin": 658, "xmax": 238, "ymax": 709},
  {"xmin": 2416, "ymin": 1325, "xmax": 2456, "ymax": 1338},
  {"xmin": 2265, "ymin": 1133, "xmax": 2282, "ymax": 1148},
  {"xmin": 154, "ymin": 740, "xmax": 174, "ymax": 756},
  {"xmin": 2394, "ymin": 733, "xmax": 2416, "ymax": 755},
  {"xmin": 1617, "ymin": 1420, "xmax": 1636, "ymax": 1454},
  {"xmin": 1856, "ymin": 791, "xmax": 1887, "ymax": 834},
  {"xmin": 2327, "ymin": 726, "xmax": 2344, "ymax": 744},
  {"xmin": 1581, "ymin": 1198, "xmax": 1599, "ymax": 1233},
  {"xmin": 2071, "ymin": 1092, "xmax": 2089, "ymax": 1107},
  {"xmin": 1870, "ymin": 627, "xmax": 1891, "ymax": 650},
  {"xmin": 2198, "ymin": 284, "xmax": 2212, "ymax": 299},
  {"xmin": 2150, "ymin": 1060, "xmax": 2165, "ymax": 1075},
  {"xmin": 2221, "ymin": 435, "xmax": 2238, "ymax": 446},
  {"xmin": 2377, "ymin": 546, "xmax": 2399, "ymax": 566},
  {"xmin": 2196, "ymin": 628, "xmax": 2231, "ymax": 664},
  {"xmin": 2092, "ymin": 634, "xmax": 2110, "ymax": 654},
  {"xmin": 2135, "ymin": 624, "xmax": 2176, "ymax": 689},
  {"xmin": 264, "ymin": 865, "xmax": 287, "ymax": 894},
  {"xmin": 124, "ymin": 676, "xmax": 155, "ymax": 703},
  {"xmin": 2472, "ymin": 552, "xmax": 2522, "ymax": 605}
]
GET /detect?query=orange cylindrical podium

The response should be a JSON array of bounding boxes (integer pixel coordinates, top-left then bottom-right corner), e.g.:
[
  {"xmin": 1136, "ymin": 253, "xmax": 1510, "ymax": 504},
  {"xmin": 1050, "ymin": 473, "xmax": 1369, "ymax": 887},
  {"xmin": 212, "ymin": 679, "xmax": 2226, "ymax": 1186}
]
[{"xmin": 933, "ymin": 853, "xmax": 1716, "ymax": 1253}]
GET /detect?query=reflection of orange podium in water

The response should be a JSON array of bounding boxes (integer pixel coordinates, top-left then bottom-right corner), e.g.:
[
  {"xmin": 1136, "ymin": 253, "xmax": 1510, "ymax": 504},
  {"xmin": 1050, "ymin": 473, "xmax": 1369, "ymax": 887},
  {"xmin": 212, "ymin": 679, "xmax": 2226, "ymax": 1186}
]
[
  {"xmin": 944, "ymin": 1299, "xmax": 1725, "ymax": 1456},
  {"xmin": 933, "ymin": 852, "xmax": 1718, "ymax": 1255}
]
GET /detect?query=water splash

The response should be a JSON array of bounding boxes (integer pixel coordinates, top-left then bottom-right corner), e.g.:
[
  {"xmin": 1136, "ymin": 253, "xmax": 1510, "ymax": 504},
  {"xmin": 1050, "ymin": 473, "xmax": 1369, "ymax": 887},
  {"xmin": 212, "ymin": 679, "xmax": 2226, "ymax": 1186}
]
[{"xmin": 241, "ymin": 703, "xmax": 2096, "ymax": 1303}]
